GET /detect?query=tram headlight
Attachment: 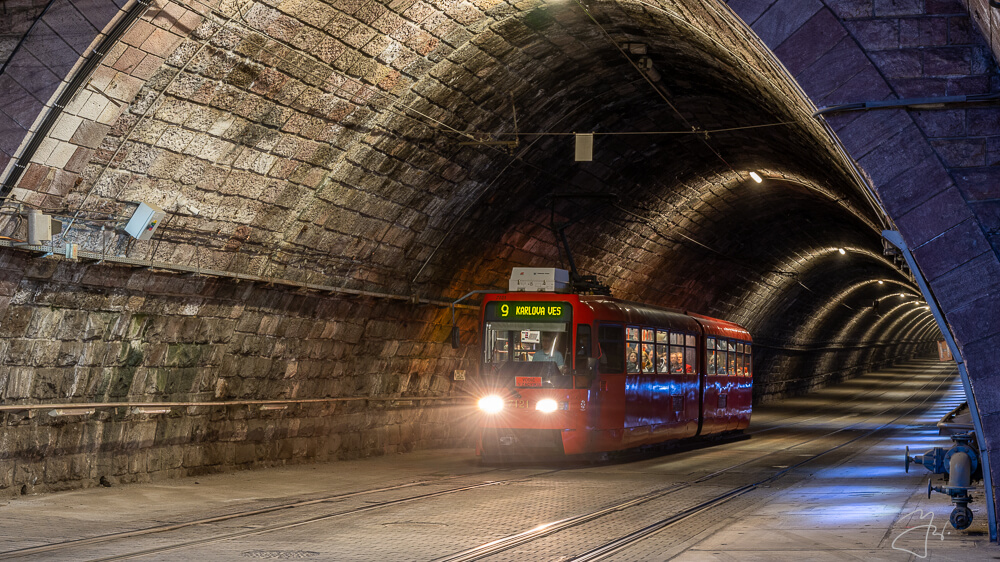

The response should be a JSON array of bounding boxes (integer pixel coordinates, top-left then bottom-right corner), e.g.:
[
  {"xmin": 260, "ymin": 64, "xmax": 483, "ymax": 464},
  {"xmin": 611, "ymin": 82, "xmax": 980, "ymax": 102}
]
[
  {"xmin": 535, "ymin": 398, "xmax": 558, "ymax": 413},
  {"xmin": 478, "ymin": 395, "xmax": 505, "ymax": 414}
]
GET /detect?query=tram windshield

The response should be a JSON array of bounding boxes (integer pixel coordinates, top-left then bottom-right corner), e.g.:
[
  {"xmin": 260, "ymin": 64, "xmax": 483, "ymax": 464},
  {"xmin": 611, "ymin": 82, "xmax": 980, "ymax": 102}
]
[
  {"xmin": 482, "ymin": 301, "xmax": 573, "ymax": 388},
  {"xmin": 484, "ymin": 323, "xmax": 570, "ymax": 367}
]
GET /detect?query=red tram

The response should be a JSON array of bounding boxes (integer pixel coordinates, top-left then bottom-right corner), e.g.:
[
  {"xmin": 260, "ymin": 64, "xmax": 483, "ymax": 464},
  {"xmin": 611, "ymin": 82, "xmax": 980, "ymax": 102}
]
[{"xmin": 475, "ymin": 270, "xmax": 752, "ymax": 461}]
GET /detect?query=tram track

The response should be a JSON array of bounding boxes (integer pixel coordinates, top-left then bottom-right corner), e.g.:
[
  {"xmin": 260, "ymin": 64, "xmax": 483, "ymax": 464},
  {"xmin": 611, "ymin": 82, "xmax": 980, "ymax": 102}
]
[
  {"xmin": 5, "ymin": 406, "xmax": 853, "ymax": 560},
  {"xmin": 0, "ymin": 365, "xmax": 954, "ymax": 561},
  {"xmin": 13, "ymin": 412, "xmax": 880, "ymax": 562},
  {"xmin": 432, "ymin": 365, "xmax": 955, "ymax": 562},
  {"xmin": 566, "ymin": 366, "xmax": 957, "ymax": 562},
  {"xmin": 434, "ymin": 405, "xmax": 931, "ymax": 562},
  {"xmin": 0, "ymin": 468, "xmax": 560, "ymax": 561}
]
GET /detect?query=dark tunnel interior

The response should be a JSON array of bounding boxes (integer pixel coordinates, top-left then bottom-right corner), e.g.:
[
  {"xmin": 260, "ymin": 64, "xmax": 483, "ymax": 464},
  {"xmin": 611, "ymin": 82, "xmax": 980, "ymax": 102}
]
[
  {"xmin": 392, "ymin": 2, "xmax": 940, "ymax": 399},
  {"xmin": 0, "ymin": 0, "xmax": 954, "ymax": 496}
]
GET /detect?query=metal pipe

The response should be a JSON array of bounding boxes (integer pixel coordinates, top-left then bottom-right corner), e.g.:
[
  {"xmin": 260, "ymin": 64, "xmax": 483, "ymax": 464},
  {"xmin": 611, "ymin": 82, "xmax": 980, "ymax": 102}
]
[
  {"xmin": 0, "ymin": 238, "xmax": 476, "ymax": 310},
  {"xmin": 0, "ymin": 396, "xmax": 467, "ymax": 412},
  {"xmin": 938, "ymin": 421, "xmax": 976, "ymax": 433},
  {"xmin": 952, "ymin": 451, "xmax": 973, "ymax": 488},
  {"xmin": 815, "ymin": 93, "xmax": 1000, "ymax": 116},
  {"xmin": 883, "ymin": 229, "xmax": 997, "ymax": 541}
]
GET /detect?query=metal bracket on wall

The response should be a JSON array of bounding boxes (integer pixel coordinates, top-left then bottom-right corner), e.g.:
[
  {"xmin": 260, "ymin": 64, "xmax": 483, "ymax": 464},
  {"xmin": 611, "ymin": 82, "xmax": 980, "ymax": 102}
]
[{"xmin": 882, "ymin": 230, "xmax": 997, "ymax": 542}]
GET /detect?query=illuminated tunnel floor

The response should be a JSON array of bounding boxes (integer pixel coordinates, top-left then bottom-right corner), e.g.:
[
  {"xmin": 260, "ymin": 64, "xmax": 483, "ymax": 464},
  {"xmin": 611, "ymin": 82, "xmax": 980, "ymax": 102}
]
[{"xmin": 0, "ymin": 359, "xmax": 992, "ymax": 561}]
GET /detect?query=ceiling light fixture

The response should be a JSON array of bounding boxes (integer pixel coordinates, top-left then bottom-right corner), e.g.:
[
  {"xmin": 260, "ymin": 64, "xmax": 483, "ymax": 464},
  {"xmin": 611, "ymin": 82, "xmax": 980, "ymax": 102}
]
[
  {"xmin": 838, "ymin": 248, "xmax": 846, "ymax": 255},
  {"xmin": 749, "ymin": 171, "xmax": 762, "ymax": 183},
  {"xmin": 575, "ymin": 132, "xmax": 593, "ymax": 161}
]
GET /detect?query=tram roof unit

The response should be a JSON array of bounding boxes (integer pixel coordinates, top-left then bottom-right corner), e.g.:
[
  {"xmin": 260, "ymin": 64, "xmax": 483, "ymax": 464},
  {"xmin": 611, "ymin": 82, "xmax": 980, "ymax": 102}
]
[
  {"xmin": 498, "ymin": 267, "xmax": 751, "ymax": 340},
  {"xmin": 489, "ymin": 292, "xmax": 750, "ymax": 342}
]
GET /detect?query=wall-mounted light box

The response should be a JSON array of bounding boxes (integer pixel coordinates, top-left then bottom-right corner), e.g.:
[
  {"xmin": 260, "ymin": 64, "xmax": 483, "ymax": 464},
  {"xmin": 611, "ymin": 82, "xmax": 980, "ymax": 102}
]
[{"xmin": 125, "ymin": 202, "xmax": 165, "ymax": 241}]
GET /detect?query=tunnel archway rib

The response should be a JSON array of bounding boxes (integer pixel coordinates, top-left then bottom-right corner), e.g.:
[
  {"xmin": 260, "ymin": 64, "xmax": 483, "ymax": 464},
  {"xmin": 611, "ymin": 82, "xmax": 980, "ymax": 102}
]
[{"xmin": 726, "ymin": 0, "xmax": 1000, "ymax": 536}]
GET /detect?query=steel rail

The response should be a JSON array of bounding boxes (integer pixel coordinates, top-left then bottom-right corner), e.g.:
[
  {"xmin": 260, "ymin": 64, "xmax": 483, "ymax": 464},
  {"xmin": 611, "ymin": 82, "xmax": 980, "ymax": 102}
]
[
  {"xmin": 0, "ymin": 468, "xmax": 560, "ymax": 560},
  {"xmin": 2, "ymin": 366, "xmax": 951, "ymax": 561},
  {"xmin": 0, "ymin": 476, "xmax": 470, "ymax": 559},
  {"xmin": 431, "ymin": 483, "xmax": 691, "ymax": 562},
  {"xmin": 82, "ymin": 475, "xmax": 554, "ymax": 562},
  {"xmin": 568, "ymin": 366, "xmax": 957, "ymax": 561},
  {"xmin": 435, "ymin": 364, "xmax": 956, "ymax": 562},
  {"xmin": 21, "ymin": 383, "xmax": 908, "ymax": 562},
  {"xmin": 136, "ymin": 368, "xmax": 952, "ymax": 560}
]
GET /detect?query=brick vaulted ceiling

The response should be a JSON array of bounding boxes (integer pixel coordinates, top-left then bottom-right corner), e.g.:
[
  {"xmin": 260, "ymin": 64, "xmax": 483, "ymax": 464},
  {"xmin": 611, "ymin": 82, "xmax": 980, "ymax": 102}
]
[{"xmin": 0, "ymin": 0, "xmax": 936, "ymax": 392}]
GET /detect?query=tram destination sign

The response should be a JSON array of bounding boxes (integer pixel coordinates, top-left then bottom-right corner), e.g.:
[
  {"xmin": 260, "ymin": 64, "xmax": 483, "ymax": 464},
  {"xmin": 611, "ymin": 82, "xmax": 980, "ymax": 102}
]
[{"xmin": 486, "ymin": 301, "xmax": 571, "ymax": 322}]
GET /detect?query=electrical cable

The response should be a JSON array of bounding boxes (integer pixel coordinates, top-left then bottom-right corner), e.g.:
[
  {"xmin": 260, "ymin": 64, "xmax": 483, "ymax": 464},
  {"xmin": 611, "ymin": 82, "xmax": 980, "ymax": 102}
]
[
  {"xmin": 61, "ymin": 0, "xmax": 256, "ymax": 242},
  {"xmin": 450, "ymin": 120, "xmax": 803, "ymax": 138},
  {"xmin": 28, "ymin": 0, "xmax": 884, "ymax": 295},
  {"xmin": 42, "ymin": 0, "xmax": 796, "ymax": 287}
]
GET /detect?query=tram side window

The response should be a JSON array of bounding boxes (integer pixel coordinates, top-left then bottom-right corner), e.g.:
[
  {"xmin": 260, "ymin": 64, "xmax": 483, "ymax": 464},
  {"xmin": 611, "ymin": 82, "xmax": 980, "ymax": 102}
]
[
  {"xmin": 666, "ymin": 332, "xmax": 680, "ymax": 374},
  {"xmin": 625, "ymin": 326, "xmax": 640, "ymax": 373},
  {"xmin": 685, "ymin": 346, "xmax": 696, "ymax": 374},
  {"xmin": 707, "ymin": 337, "xmax": 717, "ymax": 375},
  {"xmin": 728, "ymin": 341, "xmax": 737, "ymax": 375},
  {"xmin": 598, "ymin": 325, "xmax": 625, "ymax": 373},
  {"xmin": 667, "ymin": 332, "xmax": 694, "ymax": 374},
  {"xmin": 641, "ymin": 328, "xmax": 655, "ymax": 373},
  {"xmin": 656, "ymin": 329, "xmax": 669, "ymax": 373},
  {"xmin": 745, "ymin": 344, "xmax": 752, "ymax": 377}
]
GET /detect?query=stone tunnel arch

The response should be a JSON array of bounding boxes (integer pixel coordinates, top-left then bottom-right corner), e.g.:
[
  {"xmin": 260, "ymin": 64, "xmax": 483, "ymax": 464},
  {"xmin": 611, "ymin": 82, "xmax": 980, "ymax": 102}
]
[
  {"xmin": 0, "ymin": 0, "xmax": 988, "ymax": 514},
  {"xmin": 727, "ymin": 0, "xmax": 1000, "ymax": 537}
]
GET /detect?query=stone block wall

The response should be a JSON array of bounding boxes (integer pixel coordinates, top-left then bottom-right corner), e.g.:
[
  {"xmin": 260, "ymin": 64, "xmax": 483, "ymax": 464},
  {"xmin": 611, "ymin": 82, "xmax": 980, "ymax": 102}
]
[
  {"xmin": 0, "ymin": 249, "xmax": 472, "ymax": 495},
  {"xmin": 754, "ymin": 341, "xmax": 937, "ymax": 400},
  {"xmin": 0, "ymin": 0, "xmax": 50, "ymax": 66}
]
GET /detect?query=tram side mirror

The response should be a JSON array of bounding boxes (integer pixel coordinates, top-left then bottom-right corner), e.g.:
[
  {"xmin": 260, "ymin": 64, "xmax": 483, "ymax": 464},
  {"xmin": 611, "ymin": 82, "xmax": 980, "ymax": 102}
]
[
  {"xmin": 450, "ymin": 326, "xmax": 460, "ymax": 349},
  {"xmin": 574, "ymin": 357, "xmax": 599, "ymax": 376},
  {"xmin": 574, "ymin": 359, "xmax": 600, "ymax": 388},
  {"xmin": 575, "ymin": 325, "xmax": 592, "ymax": 359}
]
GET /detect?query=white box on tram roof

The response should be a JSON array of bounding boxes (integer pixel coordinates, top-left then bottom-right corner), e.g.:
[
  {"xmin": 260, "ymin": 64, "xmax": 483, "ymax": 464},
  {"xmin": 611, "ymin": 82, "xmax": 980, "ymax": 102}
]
[{"xmin": 508, "ymin": 267, "xmax": 570, "ymax": 292}]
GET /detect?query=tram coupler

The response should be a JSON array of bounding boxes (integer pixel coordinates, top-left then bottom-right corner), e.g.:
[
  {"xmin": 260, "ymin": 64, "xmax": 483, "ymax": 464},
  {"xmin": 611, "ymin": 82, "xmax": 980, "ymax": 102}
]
[{"xmin": 905, "ymin": 432, "xmax": 980, "ymax": 530}]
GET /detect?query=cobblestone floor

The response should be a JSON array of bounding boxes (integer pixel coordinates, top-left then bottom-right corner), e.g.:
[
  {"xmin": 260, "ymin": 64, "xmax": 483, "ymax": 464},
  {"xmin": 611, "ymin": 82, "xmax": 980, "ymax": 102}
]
[{"xmin": 0, "ymin": 359, "xmax": 991, "ymax": 561}]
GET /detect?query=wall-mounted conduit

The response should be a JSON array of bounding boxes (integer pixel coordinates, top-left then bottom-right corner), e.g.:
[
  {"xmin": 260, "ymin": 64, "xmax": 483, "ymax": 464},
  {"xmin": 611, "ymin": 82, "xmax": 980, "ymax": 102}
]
[
  {"xmin": 0, "ymin": 238, "xmax": 476, "ymax": 309},
  {"xmin": 0, "ymin": 396, "xmax": 467, "ymax": 413}
]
